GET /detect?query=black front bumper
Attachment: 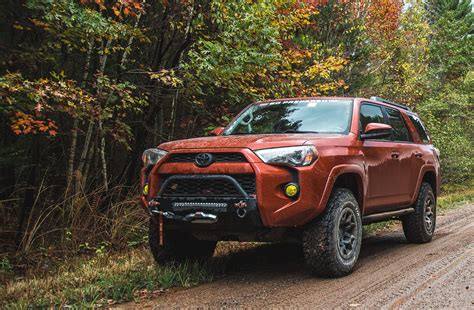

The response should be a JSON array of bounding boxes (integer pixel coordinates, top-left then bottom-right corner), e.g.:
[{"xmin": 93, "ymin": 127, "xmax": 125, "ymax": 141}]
[{"xmin": 149, "ymin": 174, "xmax": 262, "ymax": 230}]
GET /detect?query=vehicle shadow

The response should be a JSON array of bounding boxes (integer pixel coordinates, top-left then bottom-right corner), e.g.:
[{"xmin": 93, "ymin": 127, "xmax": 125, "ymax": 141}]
[{"xmin": 210, "ymin": 232, "xmax": 409, "ymax": 276}]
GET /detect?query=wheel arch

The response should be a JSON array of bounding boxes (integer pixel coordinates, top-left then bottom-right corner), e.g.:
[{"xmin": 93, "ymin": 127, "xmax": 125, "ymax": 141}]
[
  {"xmin": 412, "ymin": 165, "xmax": 439, "ymax": 203},
  {"xmin": 318, "ymin": 165, "xmax": 367, "ymax": 215},
  {"xmin": 421, "ymin": 170, "xmax": 438, "ymax": 197},
  {"xmin": 333, "ymin": 173, "xmax": 365, "ymax": 213}
]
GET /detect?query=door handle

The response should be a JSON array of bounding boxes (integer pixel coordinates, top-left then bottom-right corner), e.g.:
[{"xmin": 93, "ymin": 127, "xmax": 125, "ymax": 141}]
[{"xmin": 391, "ymin": 151, "xmax": 400, "ymax": 159}]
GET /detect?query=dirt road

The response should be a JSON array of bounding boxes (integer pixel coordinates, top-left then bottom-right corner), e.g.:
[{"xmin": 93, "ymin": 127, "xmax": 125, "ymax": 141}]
[{"xmin": 132, "ymin": 204, "xmax": 474, "ymax": 308}]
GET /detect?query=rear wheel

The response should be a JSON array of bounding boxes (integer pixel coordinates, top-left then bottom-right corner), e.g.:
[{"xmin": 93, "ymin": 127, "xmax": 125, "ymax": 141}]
[
  {"xmin": 149, "ymin": 220, "xmax": 217, "ymax": 264},
  {"xmin": 303, "ymin": 188, "xmax": 362, "ymax": 277},
  {"xmin": 402, "ymin": 182, "xmax": 436, "ymax": 243}
]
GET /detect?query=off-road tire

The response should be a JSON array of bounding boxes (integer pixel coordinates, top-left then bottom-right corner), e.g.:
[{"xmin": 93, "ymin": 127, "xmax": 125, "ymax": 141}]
[
  {"xmin": 149, "ymin": 220, "xmax": 217, "ymax": 264},
  {"xmin": 402, "ymin": 182, "xmax": 436, "ymax": 244},
  {"xmin": 303, "ymin": 188, "xmax": 362, "ymax": 278}
]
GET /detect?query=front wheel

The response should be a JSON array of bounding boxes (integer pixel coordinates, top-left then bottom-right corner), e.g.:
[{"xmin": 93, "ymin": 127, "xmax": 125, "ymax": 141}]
[
  {"xmin": 402, "ymin": 182, "xmax": 436, "ymax": 243},
  {"xmin": 148, "ymin": 220, "xmax": 217, "ymax": 264},
  {"xmin": 303, "ymin": 188, "xmax": 362, "ymax": 277}
]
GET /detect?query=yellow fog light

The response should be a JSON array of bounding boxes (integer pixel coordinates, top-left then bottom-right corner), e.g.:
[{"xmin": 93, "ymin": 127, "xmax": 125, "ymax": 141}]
[
  {"xmin": 284, "ymin": 183, "xmax": 299, "ymax": 198},
  {"xmin": 143, "ymin": 183, "xmax": 149, "ymax": 195}
]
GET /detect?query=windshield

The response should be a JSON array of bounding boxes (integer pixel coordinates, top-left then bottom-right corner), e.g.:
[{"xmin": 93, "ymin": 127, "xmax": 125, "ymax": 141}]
[{"xmin": 224, "ymin": 99, "xmax": 353, "ymax": 135}]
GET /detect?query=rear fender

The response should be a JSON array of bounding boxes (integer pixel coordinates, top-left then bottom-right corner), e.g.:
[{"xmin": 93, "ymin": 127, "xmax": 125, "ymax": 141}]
[{"xmin": 411, "ymin": 165, "xmax": 440, "ymax": 203}]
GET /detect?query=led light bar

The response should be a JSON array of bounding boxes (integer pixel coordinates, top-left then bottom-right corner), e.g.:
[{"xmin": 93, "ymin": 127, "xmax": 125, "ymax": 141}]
[{"xmin": 172, "ymin": 202, "xmax": 228, "ymax": 208}]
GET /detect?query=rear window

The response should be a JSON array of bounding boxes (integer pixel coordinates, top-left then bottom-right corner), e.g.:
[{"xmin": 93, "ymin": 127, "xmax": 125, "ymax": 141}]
[{"xmin": 408, "ymin": 114, "xmax": 430, "ymax": 144}]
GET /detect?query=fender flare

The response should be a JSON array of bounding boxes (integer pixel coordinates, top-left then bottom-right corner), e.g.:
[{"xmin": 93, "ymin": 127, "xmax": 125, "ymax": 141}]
[
  {"xmin": 411, "ymin": 164, "xmax": 439, "ymax": 203},
  {"xmin": 317, "ymin": 164, "xmax": 368, "ymax": 214}
]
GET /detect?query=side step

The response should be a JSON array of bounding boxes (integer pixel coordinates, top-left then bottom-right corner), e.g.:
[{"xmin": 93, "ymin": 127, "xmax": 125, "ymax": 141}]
[{"xmin": 362, "ymin": 208, "xmax": 415, "ymax": 225}]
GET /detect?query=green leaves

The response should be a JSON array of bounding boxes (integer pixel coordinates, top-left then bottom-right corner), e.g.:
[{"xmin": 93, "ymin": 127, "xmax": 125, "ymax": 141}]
[{"xmin": 183, "ymin": 0, "xmax": 281, "ymax": 104}]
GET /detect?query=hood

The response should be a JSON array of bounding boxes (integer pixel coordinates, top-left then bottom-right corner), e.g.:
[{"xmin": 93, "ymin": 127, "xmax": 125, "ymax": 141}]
[{"xmin": 158, "ymin": 133, "xmax": 343, "ymax": 151}]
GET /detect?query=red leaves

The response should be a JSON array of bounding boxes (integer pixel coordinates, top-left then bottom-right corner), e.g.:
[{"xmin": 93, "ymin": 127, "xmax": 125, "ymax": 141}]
[{"xmin": 10, "ymin": 111, "xmax": 58, "ymax": 137}]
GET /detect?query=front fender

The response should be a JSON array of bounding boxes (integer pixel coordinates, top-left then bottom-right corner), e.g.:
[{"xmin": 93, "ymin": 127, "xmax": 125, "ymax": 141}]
[
  {"xmin": 290, "ymin": 163, "xmax": 367, "ymax": 226},
  {"xmin": 316, "ymin": 164, "xmax": 367, "ymax": 216}
]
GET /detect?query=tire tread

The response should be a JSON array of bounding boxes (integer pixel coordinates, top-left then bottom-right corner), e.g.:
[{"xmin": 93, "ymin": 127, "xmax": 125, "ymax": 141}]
[{"xmin": 303, "ymin": 188, "xmax": 362, "ymax": 278}]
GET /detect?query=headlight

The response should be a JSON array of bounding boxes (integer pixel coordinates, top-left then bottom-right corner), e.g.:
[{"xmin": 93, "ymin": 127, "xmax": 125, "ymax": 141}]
[
  {"xmin": 254, "ymin": 145, "xmax": 317, "ymax": 167},
  {"xmin": 142, "ymin": 148, "xmax": 168, "ymax": 166}
]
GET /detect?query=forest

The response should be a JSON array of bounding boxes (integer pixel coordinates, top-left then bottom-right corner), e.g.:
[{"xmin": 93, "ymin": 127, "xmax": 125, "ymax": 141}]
[{"xmin": 0, "ymin": 0, "xmax": 473, "ymax": 307}]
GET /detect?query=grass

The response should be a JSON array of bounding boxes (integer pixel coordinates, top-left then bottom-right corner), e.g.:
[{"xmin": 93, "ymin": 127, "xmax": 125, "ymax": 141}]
[
  {"xmin": 437, "ymin": 187, "xmax": 474, "ymax": 210},
  {"xmin": 363, "ymin": 186, "xmax": 474, "ymax": 235},
  {"xmin": 2, "ymin": 187, "xmax": 473, "ymax": 308},
  {"xmin": 1, "ymin": 248, "xmax": 222, "ymax": 308}
]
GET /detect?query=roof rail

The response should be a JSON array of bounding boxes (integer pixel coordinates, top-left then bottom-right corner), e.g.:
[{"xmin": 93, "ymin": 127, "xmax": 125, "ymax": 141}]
[{"xmin": 370, "ymin": 96, "xmax": 411, "ymax": 111}]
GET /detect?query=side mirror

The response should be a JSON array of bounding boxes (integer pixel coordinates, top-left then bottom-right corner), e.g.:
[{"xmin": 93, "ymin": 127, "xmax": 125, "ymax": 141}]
[
  {"xmin": 361, "ymin": 123, "xmax": 392, "ymax": 140},
  {"xmin": 210, "ymin": 127, "xmax": 225, "ymax": 136}
]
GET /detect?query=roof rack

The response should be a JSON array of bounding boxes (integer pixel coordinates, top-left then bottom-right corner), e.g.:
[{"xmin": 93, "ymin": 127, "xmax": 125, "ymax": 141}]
[{"xmin": 370, "ymin": 96, "xmax": 411, "ymax": 111}]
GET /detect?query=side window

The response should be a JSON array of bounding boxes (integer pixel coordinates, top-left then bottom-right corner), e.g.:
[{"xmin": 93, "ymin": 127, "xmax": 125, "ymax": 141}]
[
  {"xmin": 360, "ymin": 104, "xmax": 385, "ymax": 133},
  {"xmin": 408, "ymin": 114, "xmax": 430, "ymax": 144},
  {"xmin": 384, "ymin": 107, "xmax": 412, "ymax": 142}
]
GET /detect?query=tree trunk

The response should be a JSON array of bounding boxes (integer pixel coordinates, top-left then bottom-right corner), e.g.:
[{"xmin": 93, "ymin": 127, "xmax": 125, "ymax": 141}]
[
  {"xmin": 81, "ymin": 135, "xmax": 96, "ymax": 192},
  {"xmin": 98, "ymin": 119, "xmax": 108, "ymax": 191},
  {"xmin": 75, "ymin": 120, "xmax": 94, "ymax": 192},
  {"xmin": 66, "ymin": 41, "xmax": 94, "ymax": 191},
  {"xmin": 169, "ymin": 91, "xmax": 179, "ymax": 140},
  {"xmin": 120, "ymin": 0, "xmax": 145, "ymax": 68}
]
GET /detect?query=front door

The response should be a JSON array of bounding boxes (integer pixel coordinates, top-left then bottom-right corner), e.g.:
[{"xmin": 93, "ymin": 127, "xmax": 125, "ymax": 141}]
[{"xmin": 359, "ymin": 103, "xmax": 405, "ymax": 213}]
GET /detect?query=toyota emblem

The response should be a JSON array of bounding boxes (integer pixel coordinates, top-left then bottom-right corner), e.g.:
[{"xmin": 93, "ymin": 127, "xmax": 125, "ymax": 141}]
[{"xmin": 195, "ymin": 153, "xmax": 215, "ymax": 167}]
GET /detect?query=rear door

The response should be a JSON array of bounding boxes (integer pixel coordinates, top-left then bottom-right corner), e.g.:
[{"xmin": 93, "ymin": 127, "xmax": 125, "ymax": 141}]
[
  {"xmin": 381, "ymin": 106, "xmax": 416, "ymax": 206},
  {"xmin": 405, "ymin": 113, "xmax": 433, "ymax": 197}
]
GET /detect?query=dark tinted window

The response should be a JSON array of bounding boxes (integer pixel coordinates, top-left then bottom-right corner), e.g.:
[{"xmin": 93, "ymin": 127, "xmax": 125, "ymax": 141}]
[
  {"xmin": 360, "ymin": 104, "xmax": 385, "ymax": 133},
  {"xmin": 384, "ymin": 108, "xmax": 412, "ymax": 142},
  {"xmin": 408, "ymin": 114, "xmax": 430, "ymax": 143}
]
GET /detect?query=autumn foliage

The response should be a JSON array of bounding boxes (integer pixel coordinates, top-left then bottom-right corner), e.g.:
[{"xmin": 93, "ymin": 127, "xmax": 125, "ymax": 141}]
[{"xmin": 0, "ymin": 0, "xmax": 472, "ymax": 285}]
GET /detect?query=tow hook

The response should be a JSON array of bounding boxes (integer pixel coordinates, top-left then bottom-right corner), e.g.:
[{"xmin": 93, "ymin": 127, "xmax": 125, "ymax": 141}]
[
  {"xmin": 236, "ymin": 208, "xmax": 247, "ymax": 218},
  {"xmin": 234, "ymin": 200, "xmax": 248, "ymax": 218}
]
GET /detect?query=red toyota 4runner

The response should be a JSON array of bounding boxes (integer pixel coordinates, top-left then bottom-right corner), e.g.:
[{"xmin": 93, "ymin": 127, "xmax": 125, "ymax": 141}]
[{"xmin": 140, "ymin": 97, "xmax": 441, "ymax": 277}]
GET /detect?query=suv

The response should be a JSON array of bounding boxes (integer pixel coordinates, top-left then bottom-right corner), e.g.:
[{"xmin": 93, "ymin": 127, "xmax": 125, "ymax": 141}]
[{"xmin": 140, "ymin": 97, "xmax": 440, "ymax": 277}]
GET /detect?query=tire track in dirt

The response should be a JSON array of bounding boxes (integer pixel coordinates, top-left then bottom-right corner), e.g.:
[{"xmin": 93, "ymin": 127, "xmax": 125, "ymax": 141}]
[{"xmin": 124, "ymin": 204, "xmax": 474, "ymax": 309}]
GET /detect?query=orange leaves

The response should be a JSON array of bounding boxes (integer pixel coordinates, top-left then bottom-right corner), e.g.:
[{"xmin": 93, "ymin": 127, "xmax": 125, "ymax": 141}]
[
  {"xmin": 30, "ymin": 18, "xmax": 50, "ymax": 30},
  {"xmin": 10, "ymin": 111, "xmax": 58, "ymax": 137},
  {"xmin": 0, "ymin": 72, "xmax": 96, "ymax": 137},
  {"xmin": 367, "ymin": 0, "xmax": 402, "ymax": 43},
  {"xmin": 111, "ymin": 1, "xmax": 144, "ymax": 18},
  {"xmin": 276, "ymin": 4, "xmax": 319, "ymax": 35},
  {"xmin": 79, "ymin": 0, "xmax": 143, "ymax": 18}
]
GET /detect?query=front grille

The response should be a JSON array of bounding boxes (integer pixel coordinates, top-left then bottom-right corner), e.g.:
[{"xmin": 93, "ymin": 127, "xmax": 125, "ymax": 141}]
[
  {"xmin": 168, "ymin": 153, "xmax": 247, "ymax": 163},
  {"xmin": 160, "ymin": 174, "xmax": 256, "ymax": 197}
]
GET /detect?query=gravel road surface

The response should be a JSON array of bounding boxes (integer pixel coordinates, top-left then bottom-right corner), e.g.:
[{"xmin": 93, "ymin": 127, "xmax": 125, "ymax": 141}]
[{"xmin": 126, "ymin": 204, "xmax": 474, "ymax": 309}]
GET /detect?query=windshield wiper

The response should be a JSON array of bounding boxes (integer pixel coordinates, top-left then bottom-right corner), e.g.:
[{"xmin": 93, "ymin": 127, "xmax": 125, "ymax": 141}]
[
  {"xmin": 281, "ymin": 130, "xmax": 320, "ymax": 134},
  {"xmin": 225, "ymin": 132, "xmax": 255, "ymax": 135}
]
